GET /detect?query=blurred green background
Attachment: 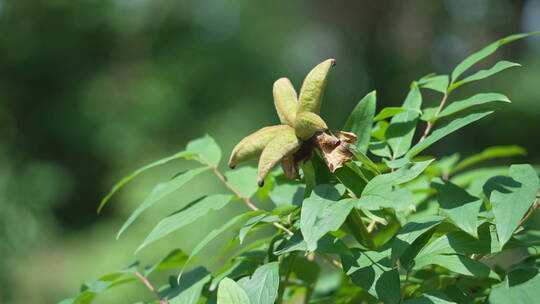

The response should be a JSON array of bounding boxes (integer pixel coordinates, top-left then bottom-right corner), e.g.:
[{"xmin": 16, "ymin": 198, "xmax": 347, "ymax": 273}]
[{"xmin": 1, "ymin": 0, "xmax": 539, "ymax": 303}]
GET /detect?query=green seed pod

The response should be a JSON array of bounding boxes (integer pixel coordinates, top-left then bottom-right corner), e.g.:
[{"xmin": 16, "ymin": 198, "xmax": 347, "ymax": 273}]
[
  {"xmin": 297, "ymin": 59, "xmax": 336, "ymax": 115},
  {"xmin": 294, "ymin": 112, "xmax": 328, "ymax": 140},
  {"xmin": 228, "ymin": 125, "xmax": 292, "ymax": 168},
  {"xmin": 257, "ymin": 128, "xmax": 301, "ymax": 186},
  {"xmin": 273, "ymin": 78, "xmax": 298, "ymax": 126}
]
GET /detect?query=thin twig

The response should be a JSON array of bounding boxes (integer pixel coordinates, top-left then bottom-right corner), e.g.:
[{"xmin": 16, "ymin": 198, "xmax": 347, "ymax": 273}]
[
  {"xmin": 518, "ymin": 196, "xmax": 540, "ymax": 228},
  {"xmin": 277, "ymin": 254, "xmax": 297, "ymax": 304},
  {"xmin": 200, "ymin": 157, "xmax": 294, "ymax": 236},
  {"xmin": 135, "ymin": 271, "xmax": 168, "ymax": 304},
  {"xmin": 400, "ymin": 270, "xmax": 411, "ymax": 303},
  {"xmin": 418, "ymin": 91, "xmax": 449, "ymax": 142},
  {"xmin": 321, "ymin": 254, "xmax": 343, "ymax": 269}
]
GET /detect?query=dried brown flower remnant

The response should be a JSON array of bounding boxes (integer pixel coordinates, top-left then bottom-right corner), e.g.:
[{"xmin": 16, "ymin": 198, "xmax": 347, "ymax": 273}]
[{"xmin": 315, "ymin": 131, "xmax": 356, "ymax": 172}]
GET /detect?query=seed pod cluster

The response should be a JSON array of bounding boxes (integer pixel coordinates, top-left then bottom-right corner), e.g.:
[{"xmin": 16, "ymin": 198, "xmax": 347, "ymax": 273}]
[{"xmin": 228, "ymin": 59, "xmax": 336, "ymax": 186}]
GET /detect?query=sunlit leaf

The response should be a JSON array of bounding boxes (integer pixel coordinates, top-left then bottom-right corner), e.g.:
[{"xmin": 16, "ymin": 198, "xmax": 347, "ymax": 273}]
[
  {"xmin": 417, "ymin": 224, "xmax": 499, "ymax": 258},
  {"xmin": 186, "ymin": 135, "xmax": 222, "ymax": 167},
  {"xmin": 274, "ymin": 231, "xmax": 350, "ymax": 256},
  {"xmin": 217, "ymin": 278, "xmax": 250, "ymax": 304},
  {"xmin": 414, "ymin": 254, "xmax": 499, "ymax": 280},
  {"xmin": 343, "ymin": 90, "xmax": 377, "ymax": 153},
  {"xmin": 408, "ymin": 108, "xmax": 494, "ymax": 157},
  {"xmin": 449, "ymin": 61, "xmax": 520, "ymax": 92},
  {"xmin": 488, "ymin": 164, "xmax": 540, "ymax": 247},
  {"xmin": 179, "ymin": 210, "xmax": 263, "ymax": 280},
  {"xmin": 432, "ymin": 179, "xmax": 482, "ymax": 237},
  {"xmin": 373, "ymin": 107, "xmax": 422, "ymax": 122},
  {"xmin": 166, "ymin": 267, "xmax": 211, "ymax": 304},
  {"xmin": 450, "ymin": 32, "xmax": 540, "ymax": 83},
  {"xmin": 238, "ymin": 214, "xmax": 280, "ymax": 244},
  {"xmin": 391, "ymin": 215, "xmax": 444, "ymax": 264},
  {"xmin": 137, "ymin": 194, "xmax": 232, "ymax": 251},
  {"xmin": 97, "ymin": 150, "xmax": 196, "ymax": 212},
  {"xmin": 238, "ymin": 262, "xmax": 279, "ymax": 304},
  {"xmin": 342, "ymin": 248, "xmax": 400, "ymax": 304},
  {"xmin": 387, "ymin": 84, "xmax": 422, "ymax": 158},
  {"xmin": 433, "ymin": 93, "xmax": 510, "ymax": 122},
  {"xmin": 489, "ymin": 267, "xmax": 540, "ymax": 304},
  {"xmin": 117, "ymin": 166, "xmax": 210, "ymax": 238},
  {"xmin": 418, "ymin": 74, "xmax": 449, "ymax": 93},
  {"xmin": 300, "ymin": 184, "xmax": 355, "ymax": 251},
  {"xmin": 144, "ymin": 249, "xmax": 189, "ymax": 276}
]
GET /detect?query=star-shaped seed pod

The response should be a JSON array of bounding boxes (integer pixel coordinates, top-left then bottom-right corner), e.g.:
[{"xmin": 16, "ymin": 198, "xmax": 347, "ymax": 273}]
[{"xmin": 228, "ymin": 59, "xmax": 337, "ymax": 186}]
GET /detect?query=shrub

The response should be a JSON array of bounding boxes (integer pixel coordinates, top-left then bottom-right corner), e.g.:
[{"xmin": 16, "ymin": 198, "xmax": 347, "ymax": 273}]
[{"xmin": 62, "ymin": 32, "xmax": 540, "ymax": 304}]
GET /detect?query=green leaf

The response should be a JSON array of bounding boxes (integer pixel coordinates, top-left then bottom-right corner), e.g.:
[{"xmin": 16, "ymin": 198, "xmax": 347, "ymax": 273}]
[
  {"xmin": 343, "ymin": 90, "xmax": 377, "ymax": 153},
  {"xmin": 450, "ymin": 32, "xmax": 540, "ymax": 83},
  {"xmin": 449, "ymin": 61, "xmax": 521, "ymax": 92},
  {"xmin": 451, "ymin": 145, "xmax": 526, "ymax": 174},
  {"xmin": 274, "ymin": 231, "xmax": 350, "ymax": 256},
  {"xmin": 358, "ymin": 160, "xmax": 432, "ymax": 211},
  {"xmin": 420, "ymin": 106, "xmax": 438, "ymax": 122},
  {"xmin": 488, "ymin": 164, "xmax": 540, "ymax": 247},
  {"xmin": 64, "ymin": 263, "xmax": 140, "ymax": 304},
  {"xmin": 407, "ymin": 108, "xmax": 494, "ymax": 157},
  {"xmin": 268, "ymin": 175, "xmax": 305, "ymax": 207},
  {"xmin": 369, "ymin": 140, "xmax": 392, "ymax": 158},
  {"xmin": 186, "ymin": 135, "xmax": 222, "ymax": 166},
  {"xmin": 167, "ymin": 267, "xmax": 211, "ymax": 304},
  {"xmin": 432, "ymin": 179, "xmax": 482, "ymax": 237},
  {"xmin": 414, "ymin": 254, "xmax": 499, "ymax": 280},
  {"xmin": 97, "ymin": 150, "xmax": 195, "ymax": 213},
  {"xmin": 300, "ymin": 184, "xmax": 355, "ymax": 251},
  {"xmin": 237, "ymin": 262, "xmax": 279, "ymax": 304},
  {"xmin": 418, "ymin": 74, "xmax": 449, "ymax": 93},
  {"xmin": 433, "ymin": 93, "xmax": 510, "ymax": 122},
  {"xmin": 387, "ymin": 84, "xmax": 422, "ymax": 158},
  {"xmin": 144, "ymin": 249, "xmax": 189, "ymax": 276},
  {"xmin": 391, "ymin": 215, "xmax": 444, "ymax": 264},
  {"xmin": 364, "ymin": 160, "xmax": 433, "ymax": 193},
  {"xmin": 225, "ymin": 167, "xmax": 259, "ymax": 198},
  {"xmin": 373, "ymin": 107, "xmax": 422, "ymax": 122},
  {"xmin": 180, "ymin": 210, "xmax": 262, "ymax": 279},
  {"xmin": 137, "ymin": 194, "xmax": 232, "ymax": 251},
  {"xmin": 417, "ymin": 223, "xmax": 499, "ymax": 258},
  {"xmin": 342, "ymin": 248, "xmax": 400, "ymax": 304},
  {"xmin": 348, "ymin": 144, "xmax": 381, "ymax": 175},
  {"xmin": 371, "ymin": 120, "xmax": 389, "ymax": 141},
  {"xmin": 217, "ymin": 278, "xmax": 250, "ymax": 304},
  {"xmin": 489, "ymin": 267, "xmax": 540, "ymax": 304},
  {"xmin": 403, "ymin": 291, "xmax": 456, "ymax": 304},
  {"xmin": 238, "ymin": 215, "xmax": 280, "ymax": 244},
  {"xmin": 117, "ymin": 166, "xmax": 210, "ymax": 238}
]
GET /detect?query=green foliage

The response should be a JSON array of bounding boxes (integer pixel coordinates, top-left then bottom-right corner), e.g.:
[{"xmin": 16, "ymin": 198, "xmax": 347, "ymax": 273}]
[{"xmin": 62, "ymin": 33, "xmax": 540, "ymax": 304}]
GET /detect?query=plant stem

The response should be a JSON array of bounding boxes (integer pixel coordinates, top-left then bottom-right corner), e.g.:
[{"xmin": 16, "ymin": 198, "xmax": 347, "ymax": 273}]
[
  {"xmin": 517, "ymin": 195, "xmax": 540, "ymax": 228},
  {"xmin": 277, "ymin": 253, "xmax": 297, "ymax": 304},
  {"xmin": 200, "ymin": 157, "xmax": 294, "ymax": 236},
  {"xmin": 135, "ymin": 271, "xmax": 168, "ymax": 304},
  {"xmin": 400, "ymin": 270, "xmax": 410, "ymax": 303},
  {"xmin": 320, "ymin": 254, "xmax": 343, "ymax": 269},
  {"xmin": 418, "ymin": 91, "xmax": 449, "ymax": 142}
]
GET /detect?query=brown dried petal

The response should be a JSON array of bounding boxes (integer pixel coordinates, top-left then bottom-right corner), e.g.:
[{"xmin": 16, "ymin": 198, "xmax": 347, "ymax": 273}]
[{"xmin": 315, "ymin": 131, "xmax": 357, "ymax": 172}]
